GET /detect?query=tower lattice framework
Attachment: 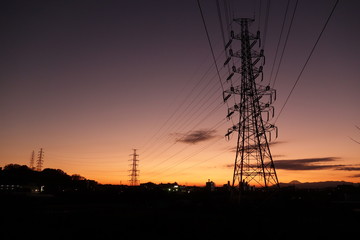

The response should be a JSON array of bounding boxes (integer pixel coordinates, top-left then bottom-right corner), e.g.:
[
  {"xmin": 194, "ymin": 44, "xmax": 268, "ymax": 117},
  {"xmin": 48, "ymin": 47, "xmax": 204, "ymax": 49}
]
[
  {"xmin": 128, "ymin": 149, "xmax": 139, "ymax": 186},
  {"xmin": 29, "ymin": 150, "xmax": 35, "ymax": 170},
  {"xmin": 223, "ymin": 18, "xmax": 279, "ymax": 191},
  {"xmin": 36, "ymin": 148, "xmax": 44, "ymax": 172}
]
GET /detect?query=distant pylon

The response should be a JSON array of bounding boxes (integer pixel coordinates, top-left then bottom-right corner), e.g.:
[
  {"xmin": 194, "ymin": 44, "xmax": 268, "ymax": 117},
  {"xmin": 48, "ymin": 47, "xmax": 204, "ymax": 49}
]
[
  {"xmin": 223, "ymin": 18, "xmax": 279, "ymax": 192},
  {"xmin": 128, "ymin": 149, "xmax": 139, "ymax": 186},
  {"xmin": 36, "ymin": 148, "xmax": 44, "ymax": 171},
  {"xmin": 29, "ymin": 150, "xmax": 35, "ymax": 170}
]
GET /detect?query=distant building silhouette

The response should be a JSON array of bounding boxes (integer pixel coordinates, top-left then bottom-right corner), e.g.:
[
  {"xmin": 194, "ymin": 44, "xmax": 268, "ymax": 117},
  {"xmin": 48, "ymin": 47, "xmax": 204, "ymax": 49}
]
[{"xmin": 206, "ymin": 179, "xmax": 215, "ymax": 192}]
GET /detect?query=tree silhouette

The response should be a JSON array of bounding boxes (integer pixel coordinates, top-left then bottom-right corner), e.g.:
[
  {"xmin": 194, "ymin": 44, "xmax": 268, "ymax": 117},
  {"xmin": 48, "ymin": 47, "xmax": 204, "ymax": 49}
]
[{"xmin": 0, "ymin": 164, "xmax": 97, "ymax": 193}]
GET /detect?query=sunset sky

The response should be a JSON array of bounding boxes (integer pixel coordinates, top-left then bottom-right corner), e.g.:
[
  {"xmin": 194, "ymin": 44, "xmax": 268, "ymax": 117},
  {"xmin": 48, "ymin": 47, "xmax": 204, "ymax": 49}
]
[{"xmin": 1, "ymin": 0, "xmax": 359, "ymax": 186}]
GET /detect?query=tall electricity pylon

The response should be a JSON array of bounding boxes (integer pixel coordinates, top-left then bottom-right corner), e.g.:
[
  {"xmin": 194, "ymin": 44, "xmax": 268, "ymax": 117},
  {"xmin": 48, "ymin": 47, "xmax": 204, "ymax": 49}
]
[
  {"xmin": 36, "ymin": 148, "xmax": 44, "ymax": 172},
  {"xmin": 223, "ymin": 18, "xmax": 279, "ymax": 191},
  {"xmin": 128, "ymin": 149, "xmax": 140, "ymax": 186},
  {"xmin": 29, "ymin": 150, "xmax": 35, "ymax": 170}
]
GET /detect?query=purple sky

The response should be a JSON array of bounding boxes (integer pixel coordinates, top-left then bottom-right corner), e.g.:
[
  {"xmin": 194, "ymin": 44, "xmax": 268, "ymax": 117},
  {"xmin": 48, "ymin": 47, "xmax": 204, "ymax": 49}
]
[{"xmin": 1, "ymin": 0, "xmax": 359, "ymax": 185}]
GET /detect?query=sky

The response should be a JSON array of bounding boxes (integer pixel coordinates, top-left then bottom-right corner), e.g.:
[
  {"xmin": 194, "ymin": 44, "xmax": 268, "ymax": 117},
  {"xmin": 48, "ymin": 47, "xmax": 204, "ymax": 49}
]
[{"xmin": 1, "ymin": 0, "xmax": 359, "ymax": 186}]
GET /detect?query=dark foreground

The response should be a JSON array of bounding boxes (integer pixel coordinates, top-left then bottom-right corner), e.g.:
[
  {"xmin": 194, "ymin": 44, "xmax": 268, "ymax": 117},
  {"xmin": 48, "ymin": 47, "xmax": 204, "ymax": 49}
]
[{"xmin": 1, "ymin": 188, "xmax": 360, "ymax": 239}]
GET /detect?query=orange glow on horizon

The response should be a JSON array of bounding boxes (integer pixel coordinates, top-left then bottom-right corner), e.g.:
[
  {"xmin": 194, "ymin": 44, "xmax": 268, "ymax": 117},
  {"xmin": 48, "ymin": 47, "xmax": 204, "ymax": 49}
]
[{"xmin": 1, "ymin": 0, "xmax": 359, "ymax": 187}]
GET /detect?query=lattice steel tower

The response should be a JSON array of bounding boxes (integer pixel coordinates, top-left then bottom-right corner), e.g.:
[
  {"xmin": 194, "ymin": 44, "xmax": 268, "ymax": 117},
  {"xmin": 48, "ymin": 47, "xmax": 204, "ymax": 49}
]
[
  {"xmin": 36, "ymin": 148, "xmax": 44, "ymax": 171},
  {"xmin": 223, "ymin": 18, "xmax": 279, "ymax": 191},
  {"xmin": 29, "ymin": 150, "xmax": 35, "ymax": 170},
  {"xmin": 128, "ymin": 149, "xmax": 140, "ymax": 186}
]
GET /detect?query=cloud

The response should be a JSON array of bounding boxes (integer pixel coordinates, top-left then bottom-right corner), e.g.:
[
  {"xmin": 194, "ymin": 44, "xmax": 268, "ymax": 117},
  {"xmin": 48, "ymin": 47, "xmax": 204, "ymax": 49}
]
[
  {"xmin": 336, "ymin": 166, "xmax": 360, "ymax": 171},
  {"xmin": 224, "ymin": 157, "xmax": 360, "ymax": 174},
  {"xmin": 175, "ymin": 129, "xmax": 217, "ymax": 144},
  {"xmin": 224, "ymin": 164, "xmax": 233, "ymax": 169},
  {"xmin": 274, "ymin": 157, "xmax": 343, "ymax": 171}
]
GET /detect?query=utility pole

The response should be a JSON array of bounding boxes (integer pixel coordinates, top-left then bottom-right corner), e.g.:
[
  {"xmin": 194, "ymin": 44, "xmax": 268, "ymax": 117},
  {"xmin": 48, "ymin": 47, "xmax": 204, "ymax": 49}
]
[
  {"xmin": 128, "ymin": 149, "xmax": 139, "ymax": 186},
  {"xmin": 29, "ymin": 150, "xmax": 35, "ymax": 170},
  {"xmin": 223, "ymin": 18, "xmax": 279, "ymax": 192},
  {"xmin": 36, "ymin": 148, "xmax": 44, "ymax": 172}
]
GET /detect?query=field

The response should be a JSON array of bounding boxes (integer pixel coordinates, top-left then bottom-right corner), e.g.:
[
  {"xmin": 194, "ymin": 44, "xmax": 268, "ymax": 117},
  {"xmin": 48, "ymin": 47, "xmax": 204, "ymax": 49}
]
[{"xmin": 1, "ymin": 188, "xmax": 360, "ymax": 239}]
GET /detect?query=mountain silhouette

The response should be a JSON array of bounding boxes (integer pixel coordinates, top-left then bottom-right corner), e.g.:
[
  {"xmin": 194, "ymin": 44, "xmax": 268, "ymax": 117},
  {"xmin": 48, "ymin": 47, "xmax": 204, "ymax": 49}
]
[{"xmin": 280, "ymin": 180, "xmax": 356, "ymax": 188}]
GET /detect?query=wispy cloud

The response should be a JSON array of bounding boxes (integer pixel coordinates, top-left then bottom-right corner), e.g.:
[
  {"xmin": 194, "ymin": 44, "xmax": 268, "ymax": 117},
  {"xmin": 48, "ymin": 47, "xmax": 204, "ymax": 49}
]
[
  {"xmin": 174, "ymin": 129, "xmax": 217, "ymax": 144},
  {"xmin": 336, "ymin": 166, "xmax": 360, "ymax": 171},
  {"xmin": 224, "ymin": 157, "xmax": 342, "ymax": 171},
  {"xmin": 224, "ymin": 157, "xmax": 360, "ymax": 176},
  {"xmin": 224, "ymin": 164, "xmax": 233, "ymax": 169},
  {"xmin": 274, "ymin": 157, "xmax": 343, "ymax": 170}
]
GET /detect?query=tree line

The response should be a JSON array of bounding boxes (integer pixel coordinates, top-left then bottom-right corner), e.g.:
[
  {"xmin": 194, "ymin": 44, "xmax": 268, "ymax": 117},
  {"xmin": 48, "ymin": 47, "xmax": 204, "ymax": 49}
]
[{"xmin": 0, "ymin": 164, "xmax": 97, "ymax": 193}]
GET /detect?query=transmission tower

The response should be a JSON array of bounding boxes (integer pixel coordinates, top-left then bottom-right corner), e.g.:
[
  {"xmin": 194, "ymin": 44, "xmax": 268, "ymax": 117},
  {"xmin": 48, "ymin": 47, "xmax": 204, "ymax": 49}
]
[
  {"xmin": 29, "ymin": 150, "xmax": 35, "ymax": 170},
  {"xmin": 36, "ymin": 148, "xmax": 44, "ymax": 172},
  {"xmin": 223, "ymin": 18, "xmax": 279, "ymax": 191},
  {"xmin": 128, "ymin": 149, "xmax": 139, "ymax": 186}
]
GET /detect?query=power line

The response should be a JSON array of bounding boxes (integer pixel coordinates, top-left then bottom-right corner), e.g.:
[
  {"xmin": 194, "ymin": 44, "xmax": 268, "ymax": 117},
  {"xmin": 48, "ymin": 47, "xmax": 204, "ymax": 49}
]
[
  {"xmin": 142, "ymin": 120, "xmax": 227, "ymax": 181},
  {"xmin": 197, "ymin": 0, "xmax": 236, "ymax": 128},
  {"xmin": 197, "ymin": 0, "xmax": 225, "ymax": 92},
  {"xmin": 141, "ymin": 49, "xmax": 227, "ymax": 156},
  {"xmin": 142, "ymin": 104, "xmax": 227, "ymax": 172},
  {"xmin": 274, "ymin": 0, "xmax": 339, "ymax": 123},
  {"xmin": 143, "ymin": 137, "xmax": 226, "ymax": 181},
  {"xmin": 160, "ymin": 148, "xmax": 229, "ymax": 179},
  {"xmin": 257, "ymin": 0, "xmax": 262, "ymax": 30},
  {"xmin": 267, "ymin": 0, "xmax": 290, "ymax": 85},
  {"xmin": 216, "ymin": 0, "xmax": 227, "ymax": 51},
  {"xmin": 140, "ymin": 51, "xmax": 230, "ymax": 161},
  {"xmin": 142, "ymin": 101, "xmax": 225, "ymax": 168},
  {"xmin": 261, "ymin": 0, "xmax": 271, "ymax": 49},
  {"xmin": 141, "ymin": 70, "xmax": 226, "ymax": 162},
  {"xmin": 271, "ymin": 0, "xmax": 298, "ymax": 88}
]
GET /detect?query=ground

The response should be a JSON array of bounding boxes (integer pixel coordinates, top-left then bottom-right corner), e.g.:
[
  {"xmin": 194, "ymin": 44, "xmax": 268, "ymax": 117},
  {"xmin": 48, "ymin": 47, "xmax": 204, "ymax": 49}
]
[{"xmin": 1, "ymin": 188, "xmax": 360, "ymax": 239}]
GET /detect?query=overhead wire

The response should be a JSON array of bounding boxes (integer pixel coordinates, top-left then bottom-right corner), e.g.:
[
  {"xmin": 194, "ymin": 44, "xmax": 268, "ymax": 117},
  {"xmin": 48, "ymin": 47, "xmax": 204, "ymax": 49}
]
[
  {"xmin": 142, "ymin": 119, "xmax": 228, "ymax": 181},
  {"xmin": 267, "ymin": 0, "xmax": 290, "ymax": 86},
  {"xmin": 143, "ymin": 102, "xmax": 223, "ymax": 167},
  {"xmin": 142, "ymin": 87, "xmax": 225, "ymax": 166},
  {"xmin": 274, "ymin": 0, "xmax": 339, "ymax": 123},
  {"xmin": 165, "ymin": 72, "xmax": 223, "ymax": 130},
  {"xmin": 197, "ymin": 0, "xmax": 225, "ymax": 93},
  {"xmin": 143, "ymin": 136, "xmax": 226, "ymax": 181},
  {"xmin": 141, "ymin": 68, "xmax": 227, "ymax": 162},
  {"xmin": 216, "ymin": 0, "xmax": 232, "ymax": 78},
  {"xmin": 271, "ymin": 0, "xmax": 298, "ymax": 88},
  {"xmin": 216, "ymin": 0, "xmax": 239, "ymax": 127},
  {"xmin": 141, "ymin": 48, "xmax": 226, "ymax": 156},
  {"xmin": 142, "ymin": 1, "xmax": 234, "ymax": 164},
  {"xmin": 257, "ymin": 0, "xmax": 262, "ymax": 30},
  {"xmin": 140, "ymin": 60, "xmax": 216, "ymax": 154},
  {"xmin": 144, "ymin": 0, "xmax": 340, "ymax": 183},
  {"xmin": 142, "ymin": 82, "xmax": 229, "ymax": 172},
  {"xmin": 261, "ymin": 0, "xmax": 271, "ymax": 50},
  {"xmin": 223, "ymin": 0, "xmax": 232, "ymax": 32},
  {"xmin": 141, "ymin": 51, "xmax": 233, "ymax": 163},
  {"xmin": 160, "ymin": 148, "xmax": 230, "ymax": 179},
  {"xmin": 154, "ymin": 0, "xmax": 237, "ymax": 181},
  {"xmin": 142, "ymin": 1, "xmax": 338, "ymax": 182},
  {"xmin": 142, "ymin": 78, "xmax": 232, "ymax": 177}
]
